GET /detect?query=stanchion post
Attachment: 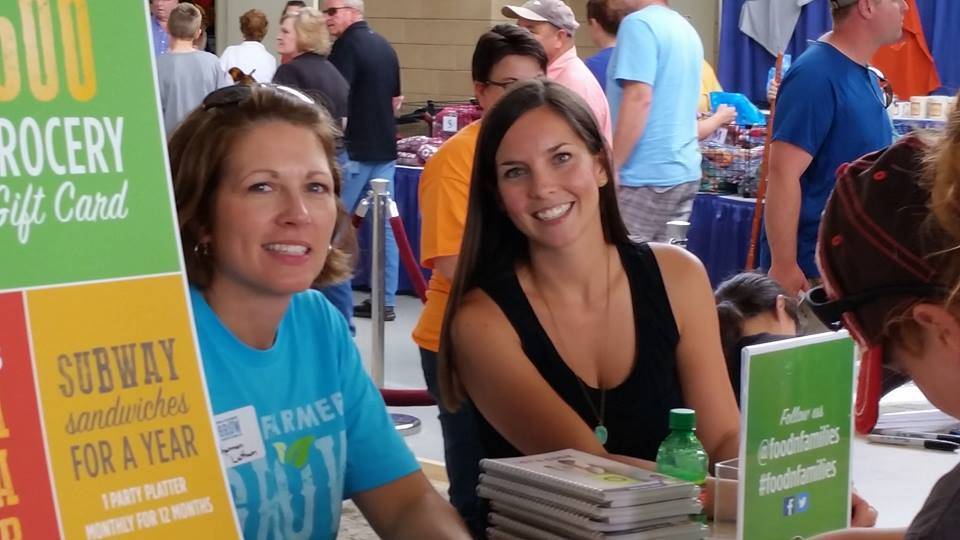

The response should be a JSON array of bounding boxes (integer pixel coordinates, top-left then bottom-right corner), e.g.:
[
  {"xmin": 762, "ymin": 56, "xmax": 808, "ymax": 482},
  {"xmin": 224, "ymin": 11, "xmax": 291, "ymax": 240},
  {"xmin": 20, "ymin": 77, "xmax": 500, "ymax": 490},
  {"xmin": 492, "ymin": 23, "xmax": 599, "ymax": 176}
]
[
  {"xmin": 369, "ymin": 179, "xmax": 389, "ymax": 387},
  {"xmin": 666, "ymin": 220, "xmax": 690, "ymax": 250}
]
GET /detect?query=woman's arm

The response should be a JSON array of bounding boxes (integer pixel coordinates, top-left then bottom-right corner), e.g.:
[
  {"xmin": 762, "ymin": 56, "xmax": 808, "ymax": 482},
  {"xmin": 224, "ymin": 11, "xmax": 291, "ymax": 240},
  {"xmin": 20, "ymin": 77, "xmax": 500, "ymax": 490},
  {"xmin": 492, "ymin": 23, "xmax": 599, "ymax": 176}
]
[
  {"xmin": 451, "ymin": 289, "xmax": 610, "ymax": 456},
  {"xmin": 650, "ymin": 244, "xmax": 741, "ymax": 464},
  {"xmin": 353, "ymin": 471, "xmax": 470, "ymax": 539}
]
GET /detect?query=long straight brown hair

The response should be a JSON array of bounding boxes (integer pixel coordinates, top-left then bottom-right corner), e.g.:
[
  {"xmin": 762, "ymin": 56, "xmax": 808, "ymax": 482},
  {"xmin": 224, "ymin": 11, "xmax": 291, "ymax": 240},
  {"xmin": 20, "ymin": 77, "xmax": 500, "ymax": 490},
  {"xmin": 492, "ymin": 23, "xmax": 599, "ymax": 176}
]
[{"xmin": 436, "ymin": 79, "xmax": 631, "ymax": 410}]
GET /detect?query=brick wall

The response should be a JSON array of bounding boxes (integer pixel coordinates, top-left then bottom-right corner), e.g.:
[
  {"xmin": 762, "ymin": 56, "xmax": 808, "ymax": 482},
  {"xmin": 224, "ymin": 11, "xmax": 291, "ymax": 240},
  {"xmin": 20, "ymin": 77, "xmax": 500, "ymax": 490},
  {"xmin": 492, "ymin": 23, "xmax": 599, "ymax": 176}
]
[
  {"xmin": 366, "ymin": 0, "xmax": 602, "ymax": 104},
  {"xmin": 366, "ymin": 0, "xmax": 718, "ymax": 104},
  {"xmin": 216, "ymin": 0, "xmax": 719, "ymax": 105}
]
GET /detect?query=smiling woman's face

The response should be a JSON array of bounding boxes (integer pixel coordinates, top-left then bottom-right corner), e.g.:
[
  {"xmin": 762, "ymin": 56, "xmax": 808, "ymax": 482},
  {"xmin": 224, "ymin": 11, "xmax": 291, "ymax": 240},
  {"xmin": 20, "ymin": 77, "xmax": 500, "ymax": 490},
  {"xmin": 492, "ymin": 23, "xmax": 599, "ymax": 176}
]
[
  {"xmin": 494, "ymin": 106, "xmax": 605, "ymax": 250},
  {"xmin": 203, "ymin": 121, "xmax": 337, "ymax": 302}
]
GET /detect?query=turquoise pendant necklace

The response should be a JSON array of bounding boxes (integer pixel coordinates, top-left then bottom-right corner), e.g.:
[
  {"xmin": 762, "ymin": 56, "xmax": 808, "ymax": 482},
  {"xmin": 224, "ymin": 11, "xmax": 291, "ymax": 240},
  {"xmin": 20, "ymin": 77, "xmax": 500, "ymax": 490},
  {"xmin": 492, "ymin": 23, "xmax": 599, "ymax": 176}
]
[
  {"xmin": 533, "ymin": 247, "xmax": 612, "ymax": 447},
  {"xmin": 595, "ymin": 425, "xmax": 609, "ymax": 445},
  {"xmin": 577, "ymin": 380, "xmax": 608, "ymax": 445}
]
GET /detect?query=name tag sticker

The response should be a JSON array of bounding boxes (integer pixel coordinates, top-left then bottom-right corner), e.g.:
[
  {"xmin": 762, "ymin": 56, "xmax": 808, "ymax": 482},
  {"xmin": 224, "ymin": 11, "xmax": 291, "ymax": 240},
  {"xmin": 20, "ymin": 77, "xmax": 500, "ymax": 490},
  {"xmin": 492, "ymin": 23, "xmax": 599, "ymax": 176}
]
[{"xmin": 215, "ymin": 405, "xmax": 266, "ymax": 468}]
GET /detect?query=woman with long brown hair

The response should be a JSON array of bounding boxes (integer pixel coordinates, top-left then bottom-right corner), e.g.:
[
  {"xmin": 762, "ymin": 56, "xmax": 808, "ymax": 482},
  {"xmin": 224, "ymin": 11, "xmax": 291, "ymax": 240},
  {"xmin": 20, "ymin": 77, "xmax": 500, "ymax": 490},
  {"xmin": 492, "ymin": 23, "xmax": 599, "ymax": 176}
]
[{"xmin": 437, "ymin": 79, "xmax": 740, "ymax": 505}]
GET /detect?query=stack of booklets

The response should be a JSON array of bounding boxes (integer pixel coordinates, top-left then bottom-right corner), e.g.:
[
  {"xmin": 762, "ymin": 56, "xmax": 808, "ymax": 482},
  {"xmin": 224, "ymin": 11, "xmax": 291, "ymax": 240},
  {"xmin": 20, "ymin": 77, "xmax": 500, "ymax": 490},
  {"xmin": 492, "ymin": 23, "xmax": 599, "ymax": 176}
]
[{"xmin": 479, "ymin": 449, "xmax": 707, "ymax": 540}]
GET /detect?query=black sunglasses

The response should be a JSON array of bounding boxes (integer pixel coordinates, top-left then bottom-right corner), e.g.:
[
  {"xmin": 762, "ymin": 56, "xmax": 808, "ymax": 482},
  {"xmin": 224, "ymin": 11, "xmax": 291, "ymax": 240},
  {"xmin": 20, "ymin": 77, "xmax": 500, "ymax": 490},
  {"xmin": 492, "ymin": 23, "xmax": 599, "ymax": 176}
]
[
  {"xmin": 202, "ymin": 83, "xmax": 314, "ymax": 111},
  {"xmin": 868, "ymin": 66, "xmax": 895, "ymax": 109},
  {"xmin": 804, "ymin": 284, "xmax": 951, "ymax": 331},
  {"xmin": 321, "ymin": 6, "xmax": 353, "ymax": 16}
]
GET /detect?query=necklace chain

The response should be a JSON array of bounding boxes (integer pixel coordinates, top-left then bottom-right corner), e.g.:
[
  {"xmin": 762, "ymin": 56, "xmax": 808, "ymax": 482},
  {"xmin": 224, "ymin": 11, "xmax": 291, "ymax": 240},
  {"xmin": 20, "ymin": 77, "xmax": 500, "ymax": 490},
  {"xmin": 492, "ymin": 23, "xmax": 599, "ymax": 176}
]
[{"xmin": 532, "ymin": 247, "xmax": 611, "ymax": 445}]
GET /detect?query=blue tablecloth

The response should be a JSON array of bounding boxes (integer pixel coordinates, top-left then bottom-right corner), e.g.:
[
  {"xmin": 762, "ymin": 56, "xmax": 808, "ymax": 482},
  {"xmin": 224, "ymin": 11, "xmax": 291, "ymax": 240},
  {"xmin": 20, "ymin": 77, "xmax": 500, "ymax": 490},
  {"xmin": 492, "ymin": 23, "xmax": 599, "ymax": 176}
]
[
  {"xmin": 687, "ymin": 193, "xmax": 757, "ymax": 287},
  {"xmin": 356, "ymin": 166, "xmax": 757, "ymax": 292},
  {"xmin": 354, "ymin": 166, "xmax": 429, "ymax": 293}
]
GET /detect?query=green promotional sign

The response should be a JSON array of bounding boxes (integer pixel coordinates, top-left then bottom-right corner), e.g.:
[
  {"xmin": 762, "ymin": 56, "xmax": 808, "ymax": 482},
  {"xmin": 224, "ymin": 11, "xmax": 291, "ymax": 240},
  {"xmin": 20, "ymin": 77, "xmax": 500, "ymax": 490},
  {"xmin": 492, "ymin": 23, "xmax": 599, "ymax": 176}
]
[
  {"xmin": 0, "ymin": 0, "xmax": 180, "ymax": 290},
  {"xmin": 738, "ymin": 332, "xmax": 855, "ymax": 540}
]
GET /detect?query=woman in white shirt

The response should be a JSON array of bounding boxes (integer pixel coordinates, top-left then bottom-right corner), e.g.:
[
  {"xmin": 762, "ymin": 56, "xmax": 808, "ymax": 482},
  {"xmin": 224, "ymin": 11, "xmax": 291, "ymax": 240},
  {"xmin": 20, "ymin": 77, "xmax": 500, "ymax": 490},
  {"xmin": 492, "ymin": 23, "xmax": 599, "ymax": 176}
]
[{"xmin": 219, "ymin": 9, "xmax": 277, "ymax": 83}]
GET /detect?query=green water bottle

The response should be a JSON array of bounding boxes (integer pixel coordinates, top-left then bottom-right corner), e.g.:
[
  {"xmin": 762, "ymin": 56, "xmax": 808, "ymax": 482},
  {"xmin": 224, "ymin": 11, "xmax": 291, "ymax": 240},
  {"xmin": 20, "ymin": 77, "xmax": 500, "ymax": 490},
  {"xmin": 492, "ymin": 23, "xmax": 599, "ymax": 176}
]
[
  {"xmin": 656, "ymin": 409, "xmax": 708, "ymax": 523},
  {"xmin": 655, "ymin": 408, "xmax": 708, "ymax": 483}
]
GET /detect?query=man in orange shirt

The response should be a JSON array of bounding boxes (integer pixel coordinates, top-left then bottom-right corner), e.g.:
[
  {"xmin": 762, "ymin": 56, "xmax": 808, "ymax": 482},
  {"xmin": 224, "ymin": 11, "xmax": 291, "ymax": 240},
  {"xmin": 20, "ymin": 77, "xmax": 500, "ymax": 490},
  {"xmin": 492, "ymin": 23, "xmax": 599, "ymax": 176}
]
[{"xmin": 412, "ymin": 24, "xmax": 547, "ymax": 536}]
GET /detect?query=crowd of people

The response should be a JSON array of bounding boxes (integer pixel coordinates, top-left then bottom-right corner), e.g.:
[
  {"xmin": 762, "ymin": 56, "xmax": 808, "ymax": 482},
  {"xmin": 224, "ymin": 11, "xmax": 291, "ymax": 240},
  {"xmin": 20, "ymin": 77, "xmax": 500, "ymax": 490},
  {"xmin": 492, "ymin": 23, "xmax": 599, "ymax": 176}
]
[{"xmin": 147, "ymin": 0, "xmax": 960, "ymax": 538}]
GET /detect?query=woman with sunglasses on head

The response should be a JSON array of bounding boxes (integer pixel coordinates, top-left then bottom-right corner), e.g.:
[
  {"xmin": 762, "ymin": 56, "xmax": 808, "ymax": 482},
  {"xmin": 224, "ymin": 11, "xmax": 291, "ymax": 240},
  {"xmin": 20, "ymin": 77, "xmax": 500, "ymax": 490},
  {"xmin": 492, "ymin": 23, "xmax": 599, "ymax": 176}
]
[
  {"xmin": 169, "ymin": 85, "xmax": 469, "ymax": 539},
  {"xmin": 437, "ymin": 78, "xmax": 740, "ymax": 492},
  {"xmin": 809, "ymin": 93, "xmax": 960, "ymax": 540}
]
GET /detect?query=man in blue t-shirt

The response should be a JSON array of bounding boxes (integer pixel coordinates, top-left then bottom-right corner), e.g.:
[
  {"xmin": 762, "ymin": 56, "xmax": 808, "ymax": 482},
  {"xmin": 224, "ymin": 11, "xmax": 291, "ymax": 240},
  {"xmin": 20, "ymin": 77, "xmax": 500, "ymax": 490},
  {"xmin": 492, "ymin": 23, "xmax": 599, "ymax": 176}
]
[
  {"xmin": 607, "ymin": 0, "xmax": 704, "ymax": 242},
  {"xmin": 762, "ymin": 0, "xmax": 906, "ymax": 296}
]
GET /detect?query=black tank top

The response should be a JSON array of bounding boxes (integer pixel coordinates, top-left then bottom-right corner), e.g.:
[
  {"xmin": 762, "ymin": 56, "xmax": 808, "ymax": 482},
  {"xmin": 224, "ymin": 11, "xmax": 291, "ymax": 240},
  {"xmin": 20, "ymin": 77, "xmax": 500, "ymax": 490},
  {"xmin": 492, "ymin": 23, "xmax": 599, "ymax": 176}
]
[{"xmin": 475, "ymin": 242, "xmax": 686, "ymax": 462}]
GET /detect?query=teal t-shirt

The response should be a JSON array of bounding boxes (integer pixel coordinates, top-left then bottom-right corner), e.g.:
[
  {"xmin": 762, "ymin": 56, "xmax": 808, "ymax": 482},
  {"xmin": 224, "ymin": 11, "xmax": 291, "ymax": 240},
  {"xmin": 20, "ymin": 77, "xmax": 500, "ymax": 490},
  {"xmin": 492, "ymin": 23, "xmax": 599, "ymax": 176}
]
[
  {"xmin": 607, "ymin": 5, "xmax": 703, "ymax": 187},
  {"xmin": 190, "ymin": 287, "xmax": 419, "ymax": 539}
]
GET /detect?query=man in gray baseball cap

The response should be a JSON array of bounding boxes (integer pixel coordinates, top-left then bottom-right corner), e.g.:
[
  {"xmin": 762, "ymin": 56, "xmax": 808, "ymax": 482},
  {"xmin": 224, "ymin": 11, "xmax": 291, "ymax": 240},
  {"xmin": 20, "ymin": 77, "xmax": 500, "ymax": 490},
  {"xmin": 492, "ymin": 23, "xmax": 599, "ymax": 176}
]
[
  {"xmin": 501, "ymin": 0, "xmax": 612, "ymax": 142},
  {"xmin": 502, "ymin": 0, "xmax": 579, "ymax": 35}
]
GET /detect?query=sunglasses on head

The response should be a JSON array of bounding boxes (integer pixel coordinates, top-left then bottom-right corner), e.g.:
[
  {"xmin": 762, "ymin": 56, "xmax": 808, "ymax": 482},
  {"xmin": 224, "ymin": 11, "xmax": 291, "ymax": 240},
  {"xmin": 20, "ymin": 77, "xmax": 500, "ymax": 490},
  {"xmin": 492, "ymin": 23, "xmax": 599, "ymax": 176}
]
[
  {"xmin": 804, "ymin": 283, "xmax": 951, "ymax": 331},
  {"xmin": 202, "ymin": 83, "xmax": 315, "ymax": 111}
]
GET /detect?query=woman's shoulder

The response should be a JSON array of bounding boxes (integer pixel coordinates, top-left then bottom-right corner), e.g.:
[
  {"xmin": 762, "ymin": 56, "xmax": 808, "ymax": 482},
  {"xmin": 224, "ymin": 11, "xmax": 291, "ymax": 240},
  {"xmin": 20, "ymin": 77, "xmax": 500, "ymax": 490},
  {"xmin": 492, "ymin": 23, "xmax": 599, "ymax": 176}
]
[
  {"xmin": 451, "ymin": 287, "xmax": 514, "ymax": 343},
  {"xmin": 645, "ymin": 242, "xmax": 708, "ymax": 279}
]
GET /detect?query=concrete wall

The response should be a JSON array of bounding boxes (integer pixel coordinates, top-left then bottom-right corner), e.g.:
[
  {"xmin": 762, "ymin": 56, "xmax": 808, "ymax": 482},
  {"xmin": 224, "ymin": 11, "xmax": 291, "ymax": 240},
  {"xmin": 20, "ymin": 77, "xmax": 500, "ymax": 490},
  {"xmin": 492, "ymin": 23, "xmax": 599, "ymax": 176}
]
[{"xmin": 214, "ymin": 0, "xmax": 720, "ymax": 103}]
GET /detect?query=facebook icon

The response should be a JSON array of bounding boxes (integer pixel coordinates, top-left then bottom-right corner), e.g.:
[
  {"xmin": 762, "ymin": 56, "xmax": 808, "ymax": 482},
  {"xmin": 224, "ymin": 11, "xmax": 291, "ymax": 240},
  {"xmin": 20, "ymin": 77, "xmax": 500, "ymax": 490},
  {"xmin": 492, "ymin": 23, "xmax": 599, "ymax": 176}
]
[{"xmin": 783, "ymin": 496, "xmax": 796, "ymax": 516}]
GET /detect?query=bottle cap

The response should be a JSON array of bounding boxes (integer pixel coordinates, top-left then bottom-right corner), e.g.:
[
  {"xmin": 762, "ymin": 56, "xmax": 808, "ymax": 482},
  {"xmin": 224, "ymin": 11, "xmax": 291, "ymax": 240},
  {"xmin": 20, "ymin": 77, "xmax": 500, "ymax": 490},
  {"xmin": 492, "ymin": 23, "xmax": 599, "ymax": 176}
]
[{"xmin": 669, "ymin": 408, "xmax": 696, "ymax": 431}]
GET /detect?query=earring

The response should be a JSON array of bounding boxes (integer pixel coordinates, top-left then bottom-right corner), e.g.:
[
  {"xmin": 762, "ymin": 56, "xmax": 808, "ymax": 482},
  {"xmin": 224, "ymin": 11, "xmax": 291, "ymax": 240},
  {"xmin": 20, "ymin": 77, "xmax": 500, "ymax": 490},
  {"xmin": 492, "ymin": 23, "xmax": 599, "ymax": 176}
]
[
  {"xmin": 598, "ymin": 173, "xmax": 609, "ymax": 187},
  {"xmin": 193, "ymin": 242, "xmax": 211, "ymax": 257}
]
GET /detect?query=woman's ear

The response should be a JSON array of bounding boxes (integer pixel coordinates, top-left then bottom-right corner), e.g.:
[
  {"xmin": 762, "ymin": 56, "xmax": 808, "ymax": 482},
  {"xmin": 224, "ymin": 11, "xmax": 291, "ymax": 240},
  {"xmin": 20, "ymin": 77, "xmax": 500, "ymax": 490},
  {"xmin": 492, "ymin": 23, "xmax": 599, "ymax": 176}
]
[
  {"xmin": 595, "ymin": 156, "xmax": 608, "ymax": 187},
  {"xmin": 911, "ymin": 303, "xmax": 960, "ymax": 356},
  {"xmin": 774, "ymin": 294, "xmax": 798, "ymax": 334}
]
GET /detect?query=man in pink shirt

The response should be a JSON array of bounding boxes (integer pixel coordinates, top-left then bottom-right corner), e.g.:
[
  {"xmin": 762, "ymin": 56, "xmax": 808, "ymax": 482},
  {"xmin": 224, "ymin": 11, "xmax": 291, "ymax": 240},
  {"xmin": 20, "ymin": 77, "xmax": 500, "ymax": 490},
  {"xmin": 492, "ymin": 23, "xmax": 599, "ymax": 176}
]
[{"xmin": 503, "ymin": 0, "xmax": 613, "ymax": 144}]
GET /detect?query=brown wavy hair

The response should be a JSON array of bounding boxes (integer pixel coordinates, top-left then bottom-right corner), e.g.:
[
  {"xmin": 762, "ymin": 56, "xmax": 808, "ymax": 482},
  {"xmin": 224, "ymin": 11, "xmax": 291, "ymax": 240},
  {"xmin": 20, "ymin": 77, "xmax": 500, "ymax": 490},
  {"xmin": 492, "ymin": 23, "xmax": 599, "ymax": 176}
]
[
  {"xmin": 240, "ymin": 9, "xmax": 269, "ymax": 42},
  {"xmin": 927, "ymin": 92, "xmax": 960, "ymax": 304},
  {"xmin": 169, "ymin": 85, "xmax": 355, "ymax": 290}
]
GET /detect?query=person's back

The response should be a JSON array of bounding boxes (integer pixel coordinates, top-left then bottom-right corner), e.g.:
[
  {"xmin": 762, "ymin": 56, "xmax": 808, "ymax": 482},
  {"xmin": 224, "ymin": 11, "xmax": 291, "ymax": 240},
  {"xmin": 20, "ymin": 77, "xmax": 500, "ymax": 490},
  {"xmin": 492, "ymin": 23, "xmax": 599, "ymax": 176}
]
[
  {"xmin": 274, "ymin": 53, "xmax": 349, "ymax": 123},
  {"xmin": 158, "ymin": 51, "xmax": 229, "ymax": 135},
  {"xmin": 156, "ymin": 4, "xmax": 229, "ymax": 136},
  {"xmin": 219, "ymin": 10, "xmax": 276, "ymax": 83},
  {"xmin": 329, "ymin": 20, "xmax": 399, "ymax": 162},
  {"xmin": 608, "ymin": 4, "xmax": 702, "ymax": 187}
]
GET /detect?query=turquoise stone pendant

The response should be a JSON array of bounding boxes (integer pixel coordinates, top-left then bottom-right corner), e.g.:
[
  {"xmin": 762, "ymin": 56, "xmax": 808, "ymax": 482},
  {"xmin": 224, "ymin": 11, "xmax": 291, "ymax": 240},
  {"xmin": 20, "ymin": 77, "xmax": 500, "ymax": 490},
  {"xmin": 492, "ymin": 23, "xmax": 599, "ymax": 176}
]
[{"xmin": 594, "ymin": 425, "xmax": 608, "ymax": 445}]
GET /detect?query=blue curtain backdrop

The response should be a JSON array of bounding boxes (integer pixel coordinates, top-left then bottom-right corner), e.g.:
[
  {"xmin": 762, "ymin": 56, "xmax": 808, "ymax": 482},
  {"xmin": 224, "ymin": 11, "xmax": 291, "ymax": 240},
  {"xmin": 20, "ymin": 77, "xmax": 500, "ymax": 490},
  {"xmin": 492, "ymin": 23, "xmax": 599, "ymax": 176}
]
[
  {"xmin": 718, "ymin": 0, "xmax": 959, "ymax": 103},
  {"xmin": 916, "ymin": 0, "xmax": 960, "ymax": 96}
]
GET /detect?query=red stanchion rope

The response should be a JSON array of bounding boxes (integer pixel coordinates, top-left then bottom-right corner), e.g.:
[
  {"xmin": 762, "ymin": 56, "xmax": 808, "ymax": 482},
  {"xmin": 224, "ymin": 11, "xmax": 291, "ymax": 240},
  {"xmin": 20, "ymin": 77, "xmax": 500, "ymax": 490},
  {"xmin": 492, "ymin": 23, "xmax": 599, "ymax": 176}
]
[
  {"xmin": 350, "ymin": 199, "xmax": 428, "ymax": 303},
  {"xmin": 390, "ymin": 215, "xmax": 429, "ymax": 303}
]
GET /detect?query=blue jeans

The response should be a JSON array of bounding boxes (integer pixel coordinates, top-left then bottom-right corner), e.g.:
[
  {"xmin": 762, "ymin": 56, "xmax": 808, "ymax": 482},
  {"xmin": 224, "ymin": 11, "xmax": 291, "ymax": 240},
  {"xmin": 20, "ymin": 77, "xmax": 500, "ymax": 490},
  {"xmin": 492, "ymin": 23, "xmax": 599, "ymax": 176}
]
[
  {"xmin": 318, "ymin": 280, "xmax": 355, "ymax": 336},
  {"xmin": 342, "ymin": 159, "xmax": 398, "ymax": 307},
  {"xmin": 420, "ymin": 347, "xmax": 486, "ymax": 538}
]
